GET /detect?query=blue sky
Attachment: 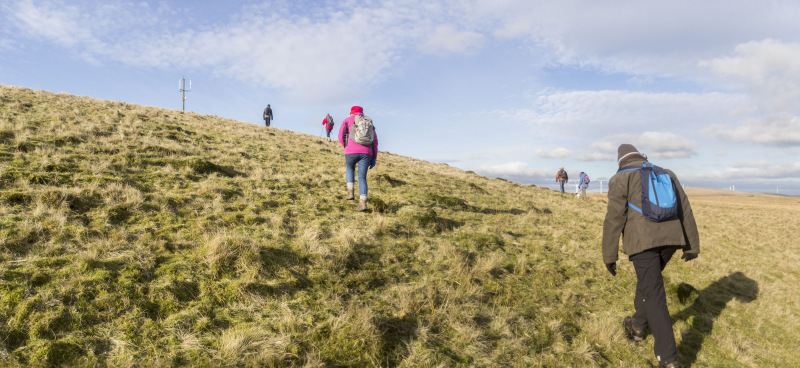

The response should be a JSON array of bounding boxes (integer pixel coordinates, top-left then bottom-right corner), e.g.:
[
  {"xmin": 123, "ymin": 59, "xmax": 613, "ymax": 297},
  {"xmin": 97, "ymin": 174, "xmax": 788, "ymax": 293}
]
[{"xmin": 2, "ymin": 0, "xmax": 800, "ymax": 195}]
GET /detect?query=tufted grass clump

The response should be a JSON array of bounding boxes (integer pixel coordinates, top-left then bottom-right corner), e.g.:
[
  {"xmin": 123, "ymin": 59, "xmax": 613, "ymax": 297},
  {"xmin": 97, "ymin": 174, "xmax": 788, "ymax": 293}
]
[
  {"xmin": 1, "ymin": 85, "xmax": 798, "ymax": 367},
  {"xmin": 427, "ymin": 193, "xmax": 469, "ymax": 209},
  {"xmin": 412, "ymin": 208, "xmax": 461, "ymax": 233}
]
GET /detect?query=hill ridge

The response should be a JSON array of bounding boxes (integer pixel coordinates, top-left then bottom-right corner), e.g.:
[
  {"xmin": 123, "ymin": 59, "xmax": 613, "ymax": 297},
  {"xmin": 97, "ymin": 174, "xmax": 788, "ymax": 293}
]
[{"xmin": 1, "ymin": 85, "xmax": 798, "ymax": 367}]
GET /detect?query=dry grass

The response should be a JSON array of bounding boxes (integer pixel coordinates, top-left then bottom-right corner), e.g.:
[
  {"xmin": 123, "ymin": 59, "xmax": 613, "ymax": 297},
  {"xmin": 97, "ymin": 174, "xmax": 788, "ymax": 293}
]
[{"xmin": 1, "ymin": 85, "xmax": 798, "ymax": 367}]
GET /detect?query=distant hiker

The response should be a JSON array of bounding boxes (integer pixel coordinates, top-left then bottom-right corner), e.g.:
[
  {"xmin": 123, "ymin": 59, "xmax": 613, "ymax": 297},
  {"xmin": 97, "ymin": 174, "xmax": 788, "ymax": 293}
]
[
  {"xmin": 338, "ymin": 106, "xmax": 378, "ymax": 211},
  {"xmin": 578, "ymin": 171, "xmax": 589, "ymax": 201},
  {"xmin": 322, "ymin": 113, "xmax": 335, "ymax": 142},
  {"xmin": 602, "ymin": 144, "xmax": 700, "ymax": 368},
  {"xmin": 263, "ymin": 104, "xmax": 273, "ymax": 127},
  {"xmin": 556, "ymin": 167, "xmax": 569, "ymax": 194}
]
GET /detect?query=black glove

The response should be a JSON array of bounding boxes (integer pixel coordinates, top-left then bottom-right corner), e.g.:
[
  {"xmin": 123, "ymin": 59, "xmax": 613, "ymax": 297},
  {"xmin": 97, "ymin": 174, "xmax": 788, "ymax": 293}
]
[
  {"xmin": 606, "ymin": 263, "xmax": 617, "ymax": 276},
  {"xmin": 681, "ymin": 253, "xmax": 698, "ymax": 262},
  {"xmin": 369, "ymin": 158, "xmax": 376, "ymax": 169}
]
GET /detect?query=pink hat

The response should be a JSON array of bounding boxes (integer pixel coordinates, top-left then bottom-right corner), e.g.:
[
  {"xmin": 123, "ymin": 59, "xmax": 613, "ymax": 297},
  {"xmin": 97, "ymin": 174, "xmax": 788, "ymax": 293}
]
[{"xmin": 350, "ymin": 106, "xmax": 363, "ymax": 114}]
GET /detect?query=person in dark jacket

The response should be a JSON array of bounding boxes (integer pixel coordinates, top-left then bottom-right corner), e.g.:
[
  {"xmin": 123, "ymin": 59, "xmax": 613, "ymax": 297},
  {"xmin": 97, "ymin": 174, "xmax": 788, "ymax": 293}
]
[
  {"xmin": 263, "ymin": 105, "xmax": 273, "ymax": 127},
  {"xmin": 602, "ymin": 144, "xmax": 700, "ymax": 368}
]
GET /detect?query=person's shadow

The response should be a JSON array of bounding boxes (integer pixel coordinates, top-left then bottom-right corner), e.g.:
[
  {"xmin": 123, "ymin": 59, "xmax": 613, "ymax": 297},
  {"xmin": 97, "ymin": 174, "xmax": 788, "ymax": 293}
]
[{"xmin": 672, "ymin": 272, "xmax": 759, "ymax": 367}]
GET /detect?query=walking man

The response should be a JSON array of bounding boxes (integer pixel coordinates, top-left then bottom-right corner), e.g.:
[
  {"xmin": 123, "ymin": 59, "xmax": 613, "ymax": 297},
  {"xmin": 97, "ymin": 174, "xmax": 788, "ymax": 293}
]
[
  {"xmin": 602, "ymin": 144, "xmax": 700, "ymax": 368},
  {"xmin": 556, "ymin": 167, "xmax": 568, "ymax": 194},
  {"xmin": 263, "ymin": 104, "xmax": 273, "ymax": 127}
]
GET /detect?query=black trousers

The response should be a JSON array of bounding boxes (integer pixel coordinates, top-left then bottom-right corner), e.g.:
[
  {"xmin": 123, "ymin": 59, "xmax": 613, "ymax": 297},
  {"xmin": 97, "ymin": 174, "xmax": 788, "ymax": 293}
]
[{"xmin": 630, "ymin": 247, "xmax": 678, "ymax": 364}]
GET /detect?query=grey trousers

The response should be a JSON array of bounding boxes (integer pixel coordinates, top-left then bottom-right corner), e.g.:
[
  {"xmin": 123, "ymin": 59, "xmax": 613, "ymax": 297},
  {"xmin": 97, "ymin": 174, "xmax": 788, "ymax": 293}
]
[{"xmin": 630, "ymin": 247, "xmax": 678, "ymax": 365}]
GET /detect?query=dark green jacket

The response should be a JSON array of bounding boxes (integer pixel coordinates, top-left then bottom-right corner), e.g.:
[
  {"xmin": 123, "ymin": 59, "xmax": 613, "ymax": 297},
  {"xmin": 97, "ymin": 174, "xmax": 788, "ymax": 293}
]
[{"xmin": 602, "ymin": 160, "xmax": 700, "ymax": 264}]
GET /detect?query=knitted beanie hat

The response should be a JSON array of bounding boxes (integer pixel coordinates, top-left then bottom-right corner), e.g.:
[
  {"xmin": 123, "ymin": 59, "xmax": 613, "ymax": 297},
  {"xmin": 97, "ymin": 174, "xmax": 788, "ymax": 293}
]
[
  {"xmin": 617, "ymin": 144, "xmax": 641, "ymax": 166},
  {"xmin": 350, "ymin": 106, "xmax": 363, "ymax": 115}
]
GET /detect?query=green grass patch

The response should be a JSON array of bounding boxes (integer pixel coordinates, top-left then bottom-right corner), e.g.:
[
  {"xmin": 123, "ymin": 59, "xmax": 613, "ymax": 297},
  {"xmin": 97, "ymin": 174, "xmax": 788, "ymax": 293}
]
[{"xmin": 0, "ymin": 85, "xmax": 796, "ymax": 367}]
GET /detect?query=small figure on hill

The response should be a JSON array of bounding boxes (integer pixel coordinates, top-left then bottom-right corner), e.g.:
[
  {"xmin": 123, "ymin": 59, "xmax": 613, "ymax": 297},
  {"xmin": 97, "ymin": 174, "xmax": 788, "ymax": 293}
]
[
  {"xmin": 338, "ymin": 106, "xmax": 378, "ymax": 211},
  {"xmin": 322, "ymin": 113, "xmax": 335, "ymax": 142},
  {"xmin": 578, "ymin": 171, "xmax": 589, "ymax": 201},
  {"xmin": 556, "ymin": 167, "xmax": 569, "ymax": 194},
  {"xmin": 263, "ymin": 104, "xmax": 273, "ymax": 127},
  {"xmin": 602, "ymin": 143, "xmax": 700, "ymax": 368}
]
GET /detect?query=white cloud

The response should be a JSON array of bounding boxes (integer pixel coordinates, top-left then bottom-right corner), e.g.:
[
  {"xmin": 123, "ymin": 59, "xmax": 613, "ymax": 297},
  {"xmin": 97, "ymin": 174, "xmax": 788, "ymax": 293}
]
[
  {"xmin": 701, "ymin": 39, "xmax": 800, "ymax": 112},
  {"xmin": 475, "ymin": 161, "xmax": 552, "ymax": 179},
  {"xmin": 474, "ymin": 1, "xmax": 800, "ymax": 77},
  {"xmin": 8, "ymin": 0, "xmax": 798, "ymax": 110},
  {"xmin": 497, "ymin": 90, "xmax": 746, "ymax": 139},
  {"xmin": 585, "ymin": 132, "xmax": 698, "ymax": 161},
  {"xmin": 419, "ymin": 25, "xmax": 484, "ymax": 55},
  {"xmin": 637, "ymin": 132, "xmax": 698, "ymax": 158},
  {"xmin": 2, "ymin": 0, "xmax": 491, "ymax": 104},
  {"xmin": 684, "ymin": 160, "xmax": 800, "ymax": 181},
  {"xmin": 707, "ymin": 113, "xmax": 800, "ymax": 146},
  {"xmin": 9, "ymin": 0, "xmax": 92, "ymax": 47},
  {"xmin": 536, "ymin": 147, "xmax": 572, "ymax": 159},
  {"xmin": 0, "ymin": 1, "xmax": 416, "ymax": 102},
  {"xmin": 578, "ymin": 152, "xmax": 615, "ymax": 162},
  {"xmin": 701, "ymin": 40, "xmax": 800, "ymax": 146}
]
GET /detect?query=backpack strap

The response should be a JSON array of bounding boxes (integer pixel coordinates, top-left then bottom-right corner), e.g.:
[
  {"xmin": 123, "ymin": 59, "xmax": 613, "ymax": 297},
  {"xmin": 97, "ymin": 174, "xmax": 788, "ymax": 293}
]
[
  {"xmin": 617, "ymin": 165, "xmax": 642, "ymax": 213},
  {"xmin": 627, "ymin": 201, "xmax": 643, "ymax": 214}
]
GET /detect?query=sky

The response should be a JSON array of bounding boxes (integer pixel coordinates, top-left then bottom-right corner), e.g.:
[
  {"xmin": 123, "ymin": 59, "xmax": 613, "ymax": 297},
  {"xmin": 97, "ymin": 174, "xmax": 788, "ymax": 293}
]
[{"xmin": 2, "ymin": 0, "xmax": 800, "ymax": 195}]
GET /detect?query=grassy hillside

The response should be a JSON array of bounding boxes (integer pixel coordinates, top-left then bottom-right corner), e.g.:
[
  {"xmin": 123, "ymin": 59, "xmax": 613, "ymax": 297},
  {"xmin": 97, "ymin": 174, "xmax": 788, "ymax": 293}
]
[{"xmin": 1, "ymin": 85, "xmax": 798, "ymax": 367}]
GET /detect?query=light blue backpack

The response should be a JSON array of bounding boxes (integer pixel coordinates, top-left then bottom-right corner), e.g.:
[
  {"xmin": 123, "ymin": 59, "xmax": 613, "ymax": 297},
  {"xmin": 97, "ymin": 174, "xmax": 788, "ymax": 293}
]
[{"xmin": 618, "ymin": 162, "xmax": 678, "ymax": 222}]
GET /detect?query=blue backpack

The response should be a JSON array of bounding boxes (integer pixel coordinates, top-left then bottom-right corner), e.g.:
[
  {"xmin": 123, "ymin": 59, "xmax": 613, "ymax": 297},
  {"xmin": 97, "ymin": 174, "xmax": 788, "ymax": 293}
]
[{"xmin": 618, "ymin": 162, "xmax": 678, "ymax": 222}]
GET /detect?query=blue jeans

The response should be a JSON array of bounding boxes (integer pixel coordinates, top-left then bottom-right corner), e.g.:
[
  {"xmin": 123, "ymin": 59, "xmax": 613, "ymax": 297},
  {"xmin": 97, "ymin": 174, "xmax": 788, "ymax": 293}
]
[
  {"xmin": 345, "ymin": 153, "xmax": 371, "ymax": 198},
  {"xmin": 559, "ymin": 180, "xmax": 566, "ymax": 193}
]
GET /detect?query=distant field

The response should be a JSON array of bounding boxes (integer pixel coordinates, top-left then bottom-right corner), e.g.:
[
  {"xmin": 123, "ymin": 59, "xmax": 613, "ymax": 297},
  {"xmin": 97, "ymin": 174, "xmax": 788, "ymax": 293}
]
[
  {"xmin": 589, "ymin": 186, "xmax": 795, "ymax": 199},
  {"xmin": 683, "ymin": 187, "xmax": 796, "ymax": 198}
]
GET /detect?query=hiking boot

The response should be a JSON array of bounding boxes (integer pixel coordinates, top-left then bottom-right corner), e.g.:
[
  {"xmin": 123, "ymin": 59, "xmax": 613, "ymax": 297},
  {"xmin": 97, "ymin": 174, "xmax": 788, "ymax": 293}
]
[
  {"xmin": 623, "ymin": 316, "xmax": 645, "ymax": 342},
  {"xmin": 346, "ymin": 189, "xmax": 355, "ymax": 200},
  {"xmin": 356, "ymin": 199, "xmax": 367, "ymax": 212},
  {"xmin": 655, "ymin": 361, "xmax": 680, "ymax": 368}
]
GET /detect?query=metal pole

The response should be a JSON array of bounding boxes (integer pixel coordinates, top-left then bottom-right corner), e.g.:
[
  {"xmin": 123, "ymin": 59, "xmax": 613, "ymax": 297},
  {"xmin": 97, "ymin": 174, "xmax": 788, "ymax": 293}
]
[{"xmin": 179, "ymin": 76, "xmax": 191, "ymax": 111}]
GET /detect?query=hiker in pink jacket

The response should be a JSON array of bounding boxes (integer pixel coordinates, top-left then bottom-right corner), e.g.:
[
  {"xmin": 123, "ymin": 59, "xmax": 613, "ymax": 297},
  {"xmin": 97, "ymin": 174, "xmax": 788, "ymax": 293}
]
[{"xmin": 338, "ymin": 105, "xmax": 378, "ymax": 211}]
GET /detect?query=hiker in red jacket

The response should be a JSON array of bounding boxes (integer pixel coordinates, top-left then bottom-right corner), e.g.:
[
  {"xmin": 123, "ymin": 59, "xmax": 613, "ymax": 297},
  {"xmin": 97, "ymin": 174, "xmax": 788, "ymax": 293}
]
[{"xmin": 322, "ymin": 113, "xmax": 334, "ymax": 142}]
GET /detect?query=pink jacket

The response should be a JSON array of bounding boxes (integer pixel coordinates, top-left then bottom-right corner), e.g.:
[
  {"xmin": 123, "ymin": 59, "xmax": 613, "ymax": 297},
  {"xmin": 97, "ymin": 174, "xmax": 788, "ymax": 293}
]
[{"xmin": 338, "ymin": 113, "xmax": 378, "ymax": 159}]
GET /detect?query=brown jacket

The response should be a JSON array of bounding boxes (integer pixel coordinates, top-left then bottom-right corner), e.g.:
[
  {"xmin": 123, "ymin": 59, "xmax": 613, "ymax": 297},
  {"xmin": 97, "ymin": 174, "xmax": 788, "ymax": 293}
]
[{"xmin": 602, "ymin": 159, "xmax": 700, "ymax": 264}]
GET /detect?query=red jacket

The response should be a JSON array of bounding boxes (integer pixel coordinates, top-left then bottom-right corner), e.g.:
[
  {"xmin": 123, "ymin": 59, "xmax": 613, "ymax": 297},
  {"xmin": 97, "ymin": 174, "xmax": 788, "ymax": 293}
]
[{"xmin": 322, "ymin": 116, "xmax": 334, "ymax": 129}]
